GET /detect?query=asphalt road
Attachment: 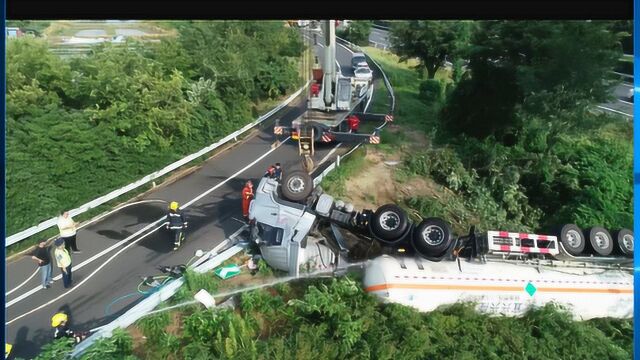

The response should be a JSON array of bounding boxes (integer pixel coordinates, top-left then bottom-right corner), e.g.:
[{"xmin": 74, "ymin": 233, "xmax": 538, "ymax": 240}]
[
  {"xmin": 368, "ymin": 27, "xmax": 633, "ymax": 118},
  {"xmin": 4, "ymin": 41, "xmax": 371, "ymax": 359}
]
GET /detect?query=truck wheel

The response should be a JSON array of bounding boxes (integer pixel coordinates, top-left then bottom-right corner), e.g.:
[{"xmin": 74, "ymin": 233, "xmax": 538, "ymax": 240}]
[
  {"xmin": 281, "ymin": 170, "xmax": 313, "ymax": 202},
  {"xmin": 371, "ymin": 204, "xmax": 409, "ymax": 242},
  {"xmin": 613, "ymin": 228, "xmax": 634, "ymax": 257},
  {"xmin": 557, "ymin": 224, "xmax": 586, "ymax": 256},
  {"xmin": 585, "ymin": 227, "xmax": 614, "ymax": 256},
  {"xmin": 412, "ymin": 217, "xmax": 453, "ymax": 258}
]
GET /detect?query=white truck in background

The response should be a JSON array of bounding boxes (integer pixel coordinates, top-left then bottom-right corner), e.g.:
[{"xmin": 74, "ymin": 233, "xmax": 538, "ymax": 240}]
[{"xmin": 246, "ymin": 171, "xmax": 633, "ymax": 320}]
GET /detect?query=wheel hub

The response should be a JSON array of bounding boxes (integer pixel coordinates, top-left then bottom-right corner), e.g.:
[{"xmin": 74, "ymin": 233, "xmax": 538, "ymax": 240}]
[
  {"xmin": 566, "ymin": 230, "xmax": 582, "ymax": 248},
  {"xmin": 422, "ymin": 225, "xmax": 445, "ymax": 246},
  {"xmin": 379, "ymin": 211, "xmax": 400, "ymax": 231},
  {"xmin": 622, "ymin": 234, "xmax": 634, "ymax": 251},
  {"xmin": 287, "ymin": 177, "xmax": 305, "ymax": 193},
  {"xmin": 594, "ymin": 231, "xmax": 610, "ymax": 249}
]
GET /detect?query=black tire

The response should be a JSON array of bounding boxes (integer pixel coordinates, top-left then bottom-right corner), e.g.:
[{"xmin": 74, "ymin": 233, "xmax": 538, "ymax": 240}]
[
  {"xmin": 585, "ymin": 227, "xmax": 614, "ymax": 256},
  {"xmin": 281, "ymin": 170, "xmax": 313, "ymax": 202},
  {"xmin": 412, "ymin": 217, "xmax": 453, "ymax": 258},
  {"xmin": 613, "ymin": 228, "xmax": 634, "ymax": 257},
  {"xmin": 557, "ymin": 224, "xmax": 586, "ymax": 256},
  {"xmin": 371, "ymin": 204, "xmax": 409, "ymax": 242}
]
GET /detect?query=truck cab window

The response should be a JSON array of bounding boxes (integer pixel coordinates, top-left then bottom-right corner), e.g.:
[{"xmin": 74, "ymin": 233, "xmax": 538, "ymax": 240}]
[{"xmin": 257, "ymin": 223, "xmax": 284, "ymax": 246}]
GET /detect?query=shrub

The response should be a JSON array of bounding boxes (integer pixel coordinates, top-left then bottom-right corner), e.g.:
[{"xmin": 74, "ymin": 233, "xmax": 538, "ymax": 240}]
[{"xmin": 418, "ymin": 79, "xmax": 444, "ymax": 104}]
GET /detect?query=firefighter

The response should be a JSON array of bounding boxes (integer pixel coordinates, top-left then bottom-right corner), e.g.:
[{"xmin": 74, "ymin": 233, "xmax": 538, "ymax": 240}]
[
  {"xmin": 51, "ymin": 312, "xmax": 87, "ymax": 344},
  {"xmin": 347, "ymin": 115, "xmax": 360, "ymax": 133},
  {"xmin": 166, "ymin": 201, "xmax": 188, "ymax": 251},
  {"xmin": 242, "ymin": 180, "xmax": 254, "ymax": 219}
]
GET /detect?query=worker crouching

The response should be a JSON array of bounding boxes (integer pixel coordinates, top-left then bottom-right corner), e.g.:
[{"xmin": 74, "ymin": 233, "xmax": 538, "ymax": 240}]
[{"xmin": 51, "ymin": 313, "xmax": 88, "ymax": 344}]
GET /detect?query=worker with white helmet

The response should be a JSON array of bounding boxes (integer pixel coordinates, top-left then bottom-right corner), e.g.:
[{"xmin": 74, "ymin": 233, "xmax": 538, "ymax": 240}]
[{"xmin": 166, "ymin": 201, "xmax": 188, "ymax": 251}]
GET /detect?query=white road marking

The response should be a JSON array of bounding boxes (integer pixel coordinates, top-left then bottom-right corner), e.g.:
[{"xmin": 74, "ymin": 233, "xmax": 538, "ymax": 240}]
[
  {"xmin": 6, "ymin": 200, "xmax": 168, "ymax": 296},
  {"xmin": 596, "ymin": 105, "xmax": 633, "ymax": 118},
  {"xmin": 618, "ymin": 99, "xmax": 634, "ymax": 105},
  {"xmin": 5, "ymin": 267, "xmax": 39, "ymax": 296},
  {"xmin": 5, "ymin": 137, "xmax": 291, "ymax": 314}
]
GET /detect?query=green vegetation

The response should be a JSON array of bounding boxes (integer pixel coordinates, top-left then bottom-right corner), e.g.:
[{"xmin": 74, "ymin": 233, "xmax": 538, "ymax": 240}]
[
  {"xmin": 352, "ymin": 21, "xmax": 632, "ymax": 234},
  {"xmin": 6, "ymin": 21, "xmax": 304, "ymax": 251},
  {"xmin": 337, "ymin": 20, "xmax": 373, "ymax": 46},
  {"xmin": 62, "ymin": 277, "xmax": 631, "ymax": 360},
  {"xmin": 389, "ymin": 21, "xmax": 472, "ymax": 79}
]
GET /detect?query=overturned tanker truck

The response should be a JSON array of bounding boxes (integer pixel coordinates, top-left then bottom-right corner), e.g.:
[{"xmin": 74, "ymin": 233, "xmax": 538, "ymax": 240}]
[{"xmin": 245, "ymin": 171, "xmax": 633, "ymax": 320}]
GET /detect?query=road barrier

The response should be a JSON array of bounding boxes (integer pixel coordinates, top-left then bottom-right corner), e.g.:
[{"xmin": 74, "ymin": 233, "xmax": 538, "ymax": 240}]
[
  {"xmin": 6, "ymin": 82, "xmax": 310, "ymax": 247},
  {"xmin": 70, "ymin": 233, "xmax": 245, "ymax": 358},
  {"xmin": 313, "ymin": 38, "xmax": 396, "ymax": 185},
  {"xmin": 70, "ymin": 35, "xmax": 396, "ymax": 358}
]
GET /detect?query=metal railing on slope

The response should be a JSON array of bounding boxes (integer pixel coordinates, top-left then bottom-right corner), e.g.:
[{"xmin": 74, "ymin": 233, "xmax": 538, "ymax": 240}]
[{"xmin": 7, "ymin": 82, "xmax": 310, "ymax": 247}]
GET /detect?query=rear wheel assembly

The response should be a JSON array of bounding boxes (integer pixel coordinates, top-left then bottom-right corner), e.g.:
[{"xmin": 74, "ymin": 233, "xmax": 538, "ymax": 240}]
[
  {"xmin": 371, "ymin": 204, "xmax": 409, "ymax": 243},
  {"xmin": 412, "ymin": 217, "xmax": 453, "ymax": 258},
  {"xmin": 584, "ymin": 226, "xmax": 614, "ymax": 256},
  {"xmin": 613, "ymin": 228, "xmax": 634, "ymax": 257},
  {"xmin": 557, "ymin": 224, "xmax": 586, "ymax": 256}
]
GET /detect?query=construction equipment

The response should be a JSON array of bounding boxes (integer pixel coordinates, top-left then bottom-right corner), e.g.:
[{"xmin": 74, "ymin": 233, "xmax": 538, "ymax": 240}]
[
  {"xmin": 245, "ymin": 173, "xmax": 633, "ymax": 319},
  {"xmin": 274, "ymin": 20, "xmax": 394, "ymax": 171}
]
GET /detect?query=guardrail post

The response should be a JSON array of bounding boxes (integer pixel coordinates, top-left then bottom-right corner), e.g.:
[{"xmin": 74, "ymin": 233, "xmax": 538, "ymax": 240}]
[{"xmin": 337, "ymin": 155, "xmax": 341, "ymax": 167}]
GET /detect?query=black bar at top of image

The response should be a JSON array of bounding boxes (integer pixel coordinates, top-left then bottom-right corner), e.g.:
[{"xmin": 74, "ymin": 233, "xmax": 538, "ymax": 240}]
[{"xmin": 6, "ymin": 0, "xmax": 633, "ymax": 20}]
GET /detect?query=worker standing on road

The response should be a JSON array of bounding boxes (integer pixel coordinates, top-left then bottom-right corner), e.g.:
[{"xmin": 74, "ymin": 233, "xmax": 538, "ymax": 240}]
[
  {"xmin": 31, "ymin": 241, "xmax": 53, "ymax": 289},
  {"xmin": 242, "ymin": 180, "xmax": 254, "ymax": 219},
  {"xmin": 57, "ymin": 211, "xmax": 81, "ymax": 254},
  {"xmin": 53, "ymin": 238, "xmax": 73, "ymax": 289},
  {"xmin": 348, "ymin": 115, "xmax": 360, "ymax": 133},
  {"xmin": 166, "ymin": 201, "xmax": 188, "ymax": 251},
  {"xmin": 51, "ymin": 313, "xmax": 87, "ymax": 343}
]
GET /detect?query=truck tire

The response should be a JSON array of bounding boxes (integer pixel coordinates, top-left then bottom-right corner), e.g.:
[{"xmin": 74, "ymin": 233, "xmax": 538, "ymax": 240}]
[
  {"xmin": 281, "ymin": 170, "xmax": 313, "ymax": 202},
  {"xmin": 412, "ymin": 217, "xmax": 453, "ymax": 258},
  {"xmin": 557, "ymin": 224, "xmax": 586, "ymax": 256},
  {"xmin": 585, "ymin": 227, "xmax": 614, "ymax": 256},
  {"xmin": 613, "ymin": 228, "xmax": 633, "ymax": 257},
  {"xmin": 371, "ymin": 204, "xmax": 409, "ymax": 242}
]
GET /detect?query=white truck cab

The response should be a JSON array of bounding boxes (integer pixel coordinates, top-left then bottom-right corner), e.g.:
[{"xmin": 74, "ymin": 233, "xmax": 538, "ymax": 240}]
[{"xmin": 248, "ymin": 177, "xmax": 336, "ymax": 274}]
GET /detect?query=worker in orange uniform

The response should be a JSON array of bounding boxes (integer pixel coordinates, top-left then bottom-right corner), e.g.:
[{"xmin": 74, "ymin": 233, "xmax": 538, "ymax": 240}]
[
  {"xmin": 242, "ymin": 180, "xmax": 254, "ymax": 219},
  {"xmin": 348, "ymin": 115, "xmax": 360, "ymax": 133},
  {"xmin": 311, "ymin": 81, "xmax": 321, "ymax": 97}
]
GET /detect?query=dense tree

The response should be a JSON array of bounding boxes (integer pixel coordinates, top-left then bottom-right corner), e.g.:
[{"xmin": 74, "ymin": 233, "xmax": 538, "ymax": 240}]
[
  {"xmin": 6, "ymin": 21, "xmax": 304, "ymax": 237},
  {"xmin": 390, "ymin": 20, "xmax": 472, "ymax": 79},
  {"xmin": 337, "ymin": 20, "xmax": 373, "ymax": 46},
  {"xmin": 442, "ymin": 20, "xmax": 623, "ymax": 138}
]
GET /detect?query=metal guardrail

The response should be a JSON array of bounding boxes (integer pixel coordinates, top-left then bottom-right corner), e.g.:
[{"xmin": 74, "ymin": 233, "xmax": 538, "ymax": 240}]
[
  {"xmin": 70, "ymin": 36, "xmax": 396, "ymax": 358},
  {"xmin": 70, "ymin": 232, "xmax": 245, "ymax": 358},
  {"xmin": 336, "ymin": 36, "xmax": 396, "ymax": 115},
  {"xmin": 312, "ymin": 38, "xmax": 396, "ymax": 185},
  {"xmin": 6, "ymin": 82, "xmax": 310, "ymax": 247}
]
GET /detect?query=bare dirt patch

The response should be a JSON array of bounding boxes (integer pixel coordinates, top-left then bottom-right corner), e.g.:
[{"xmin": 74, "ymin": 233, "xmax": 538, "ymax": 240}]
[{"xmin": 342, "ymin": 148, "xmax": 441, "ymax": 211}]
